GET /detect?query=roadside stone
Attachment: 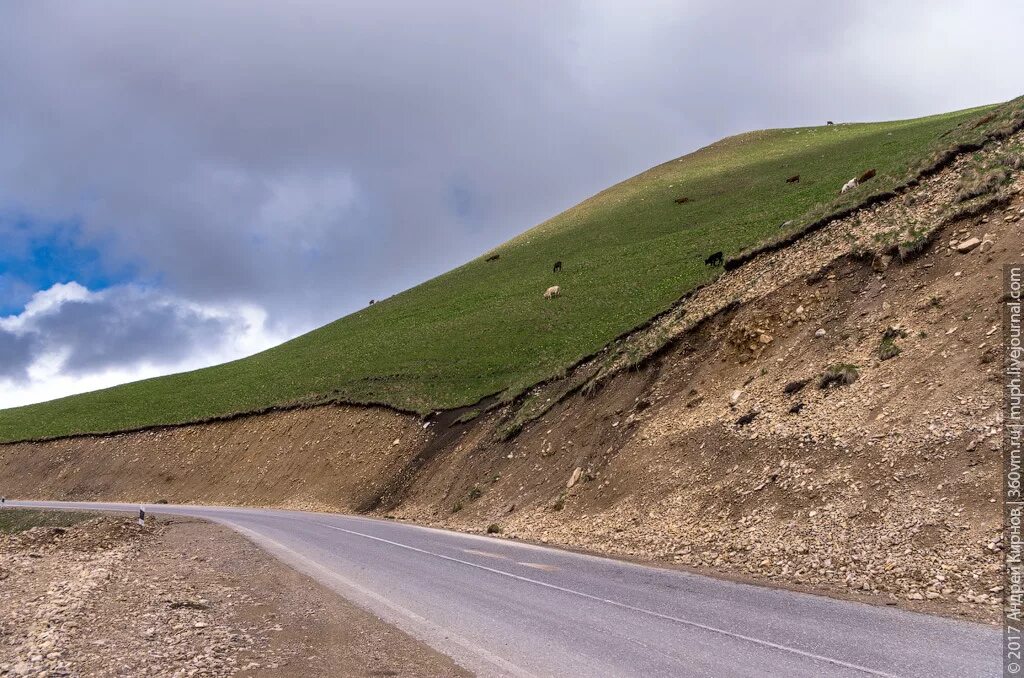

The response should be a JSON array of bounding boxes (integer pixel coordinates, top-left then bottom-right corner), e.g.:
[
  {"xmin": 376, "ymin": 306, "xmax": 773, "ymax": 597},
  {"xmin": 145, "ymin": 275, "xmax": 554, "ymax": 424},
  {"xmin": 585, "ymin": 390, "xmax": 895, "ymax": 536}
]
[
  {"xmin": 567, "ymin": 467, "xmax": 582, "ymax": 489},
  {"xmin": 955, "ymin": 237, "xmax": 981, "ymax": 253}
]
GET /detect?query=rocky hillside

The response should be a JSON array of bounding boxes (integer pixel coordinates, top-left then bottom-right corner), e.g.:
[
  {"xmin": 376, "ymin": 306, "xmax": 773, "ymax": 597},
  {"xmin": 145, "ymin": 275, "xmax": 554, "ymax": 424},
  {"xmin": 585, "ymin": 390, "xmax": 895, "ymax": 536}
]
[
  {"xmin": 390, "ymin": 129, "xmax": 1021, "ymax": 624},
  {"xmin": 2, "ymin": 123, "xmax": 1021, "ymax": 625}
]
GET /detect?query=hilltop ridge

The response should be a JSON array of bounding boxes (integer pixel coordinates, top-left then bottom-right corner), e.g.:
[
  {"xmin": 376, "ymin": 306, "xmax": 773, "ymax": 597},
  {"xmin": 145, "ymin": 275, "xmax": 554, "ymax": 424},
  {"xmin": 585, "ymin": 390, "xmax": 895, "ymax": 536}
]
[{"xmin": 0, "ymin": 99, "xmax": 1019, "ymax": 442}]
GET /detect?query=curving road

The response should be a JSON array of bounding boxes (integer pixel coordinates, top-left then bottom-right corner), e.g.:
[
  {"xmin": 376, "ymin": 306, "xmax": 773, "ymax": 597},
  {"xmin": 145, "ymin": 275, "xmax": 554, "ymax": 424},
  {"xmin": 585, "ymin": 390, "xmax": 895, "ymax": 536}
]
[{"xmin": 6, "ymin": 500, "xmax": 998, "ymax": 677}]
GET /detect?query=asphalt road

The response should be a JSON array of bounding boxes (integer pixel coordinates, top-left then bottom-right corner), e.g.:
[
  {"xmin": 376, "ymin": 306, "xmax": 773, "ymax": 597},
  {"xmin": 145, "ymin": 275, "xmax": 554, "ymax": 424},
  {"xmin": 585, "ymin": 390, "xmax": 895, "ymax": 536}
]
[{"xmin": 6, "ymin": 500, "xmax": 999, "ymax": 677}]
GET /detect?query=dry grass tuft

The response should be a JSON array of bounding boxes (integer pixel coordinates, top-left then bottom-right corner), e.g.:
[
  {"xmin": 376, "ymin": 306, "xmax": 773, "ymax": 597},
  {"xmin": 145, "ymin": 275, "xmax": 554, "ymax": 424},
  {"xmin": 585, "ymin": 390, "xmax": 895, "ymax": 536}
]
[
  {"xmin": 819, "ymin": 363, "xmax": 859, "ymax": 389},
  {"xmin": 878, "ymin": 327, "xmax": 907, "ymax": 361},
  {"xmin": 955, "ymin": 165, "xmax": 1012, "ymax": 203}
]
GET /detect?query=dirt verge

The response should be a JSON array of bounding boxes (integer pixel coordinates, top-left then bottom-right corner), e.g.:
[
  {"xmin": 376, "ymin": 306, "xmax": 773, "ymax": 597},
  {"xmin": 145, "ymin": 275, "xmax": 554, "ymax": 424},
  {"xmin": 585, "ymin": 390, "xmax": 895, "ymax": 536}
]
[{"xmin": 0, "ymin": 512, "xmax": 467, "ymax": 677}]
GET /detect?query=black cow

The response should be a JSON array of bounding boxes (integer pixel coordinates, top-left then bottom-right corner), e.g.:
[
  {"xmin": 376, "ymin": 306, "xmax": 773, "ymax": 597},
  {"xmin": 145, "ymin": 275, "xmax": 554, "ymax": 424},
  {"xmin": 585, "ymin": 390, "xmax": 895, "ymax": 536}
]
[
  {"xmin": 553, "ymin": 260, "xmax": 562, "ymax": 273},
  {"xmin": 704, "ymin": 251, "xmax": 724, "ymax": 267},
  {"xmin": 786, "ymin": 174, "xmax": 800, "ymax": 183},
  {"xmin": 368, "ymin": 299, "xmax": 375, "ymax": 305},
  {"xmin": 486, "ymin": 254, "xmax": 500, "ymax": 262},
  {"xmin": 826, "ymin": 120, "xmax": 834, "ymax": 125}
]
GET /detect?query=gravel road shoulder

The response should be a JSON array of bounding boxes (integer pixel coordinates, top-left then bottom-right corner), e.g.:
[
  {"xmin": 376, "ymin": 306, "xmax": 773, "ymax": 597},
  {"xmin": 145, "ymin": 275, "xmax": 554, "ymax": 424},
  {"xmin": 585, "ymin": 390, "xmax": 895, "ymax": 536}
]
[{"xmin": 0, "ymin": 512, "xmax": 468, "ymax": 677}]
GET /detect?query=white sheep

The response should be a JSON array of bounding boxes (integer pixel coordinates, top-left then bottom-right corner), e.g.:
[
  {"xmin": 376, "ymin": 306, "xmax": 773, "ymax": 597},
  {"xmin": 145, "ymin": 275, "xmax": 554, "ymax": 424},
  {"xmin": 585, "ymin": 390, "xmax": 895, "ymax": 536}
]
[
  {"xmin": 840, "ymin": 178, "xmax": 858, "ymax": 194},
  {"xmin": 543, "ymin": 285, "xmax": 561, "ymax": 299}
]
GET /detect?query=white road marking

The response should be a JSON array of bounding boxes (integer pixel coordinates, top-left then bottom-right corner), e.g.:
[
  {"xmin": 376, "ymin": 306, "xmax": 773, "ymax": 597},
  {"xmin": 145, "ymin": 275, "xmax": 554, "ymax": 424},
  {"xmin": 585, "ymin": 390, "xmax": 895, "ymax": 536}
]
[
  {"xmin": 462, "ymin": 548, "xmax": 510, "ymax": 560},
  {"xmin": 517, "ymin": 562, "xmax": 558, "ymax": 572},
  {"xmin": 316, "ymin": 521, "xmax": 901, "ymax": 678}
]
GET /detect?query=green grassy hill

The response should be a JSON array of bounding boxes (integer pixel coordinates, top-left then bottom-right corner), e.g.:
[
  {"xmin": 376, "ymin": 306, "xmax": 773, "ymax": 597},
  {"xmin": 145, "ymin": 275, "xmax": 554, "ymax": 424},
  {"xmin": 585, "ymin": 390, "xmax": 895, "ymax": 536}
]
[{"xmin": 2, "ymin": 99, "xmax": 1019, "ymax": 442}]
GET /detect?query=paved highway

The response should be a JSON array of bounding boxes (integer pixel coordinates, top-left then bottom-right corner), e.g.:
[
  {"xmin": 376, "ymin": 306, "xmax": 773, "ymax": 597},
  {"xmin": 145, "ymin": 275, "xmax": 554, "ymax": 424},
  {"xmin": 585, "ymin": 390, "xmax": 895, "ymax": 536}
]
[{"xmin": 6, "ymin": 500, "xmax": 999, "ymax": 677}]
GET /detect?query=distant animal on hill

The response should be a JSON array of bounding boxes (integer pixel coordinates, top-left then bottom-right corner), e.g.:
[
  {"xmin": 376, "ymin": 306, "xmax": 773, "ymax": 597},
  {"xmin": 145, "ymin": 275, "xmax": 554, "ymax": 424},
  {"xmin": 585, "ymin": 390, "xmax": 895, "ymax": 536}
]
[
  {"xmin": 486, "ymin": 254, "xmax": 500, "ymax": 262},
  {"xmin": 674, "ymin": 197, "xmax": 691, "ymax": 204},
  {"xmin": 841, "ymin": 178, "xmax": 859, "ymax": 194},
  {"xmin": 369, "ymin": 299, "xmax": 375, "ymax": 305},
  {"xmin": 786, "ymin": 174, "xmax": 800, "ymax": 183},
  {"xmin": 827, "ymin": 121, "xmax": 834, "ymax": 125},
  {"xmin": 543, "ymin": 285, "xmax": 561, "ymax": 299},
  {"xmin": 857, "ymin": 168, "xmax": 877, "ymax": 183},
  {"xmin": 704, "ymin": 251, "xmax": 724, "ymax": 267},
  {"xmin": 553, "ymin": 260, "xmax": 562, "ymax": 273}
]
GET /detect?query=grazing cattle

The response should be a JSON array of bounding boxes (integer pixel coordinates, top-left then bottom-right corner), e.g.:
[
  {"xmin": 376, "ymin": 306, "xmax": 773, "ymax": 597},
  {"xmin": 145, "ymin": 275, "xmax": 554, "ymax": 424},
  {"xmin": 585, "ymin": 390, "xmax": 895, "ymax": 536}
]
[
  {"xmin": 786, "ymin": 174, "xmax": 800, "ymax": 183},
  {"xmin": 674, "ymin": 197, "xmax": 690, "ymax": 204},
  {"xmin": 827, "ymin": 121, "xmax": 834, "ymax": 125},
  {"xmin": 857, "ymin": 168, "xmax": 877, "ymax": 183},
  {"xmin": 841, "ymin": 178, "xmax": 858, "ymax": 194},
  {"xmin": 704, "ymin": 251, "xmax": 724, "ymax": 267},
  {"xmin": 543, "ymin": 285, "xmax": 561, "ymax": 299},
  {"xmin": 486, "ymin": 254, "xmax": 500, "ymax": 262},
  {"xmin": 369, "ymin": 299, "xmax": 375, "ymax": 305},
  {"xmin": 553, "ymin": 260, "xmax": 562, "ymax": 273}
]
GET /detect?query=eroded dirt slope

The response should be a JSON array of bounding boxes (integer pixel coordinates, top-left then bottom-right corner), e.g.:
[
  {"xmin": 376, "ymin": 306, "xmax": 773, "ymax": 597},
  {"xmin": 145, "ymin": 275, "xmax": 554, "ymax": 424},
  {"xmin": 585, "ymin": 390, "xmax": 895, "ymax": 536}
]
[
  {"xmin": 401, "ymin": 133, "xmax": 1022, "ymax": 624},
  {"xmin": 0, "ymin": 406, "xmax": 425, "ymax": 512}
]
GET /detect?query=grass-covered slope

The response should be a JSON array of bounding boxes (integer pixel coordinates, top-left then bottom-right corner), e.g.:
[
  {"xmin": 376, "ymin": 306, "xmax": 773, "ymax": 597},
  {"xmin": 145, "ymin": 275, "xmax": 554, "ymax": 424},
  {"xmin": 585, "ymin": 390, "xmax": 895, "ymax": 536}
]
[{"xmin": 1, "ymin": 100, "xmax": 1016, "ymax": 442}]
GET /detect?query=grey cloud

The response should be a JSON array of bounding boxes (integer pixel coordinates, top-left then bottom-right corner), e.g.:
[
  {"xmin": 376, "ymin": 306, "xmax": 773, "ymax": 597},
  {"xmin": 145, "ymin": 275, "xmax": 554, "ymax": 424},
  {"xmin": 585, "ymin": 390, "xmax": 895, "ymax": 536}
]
[
  {"xmin": 29, "ymin": 291, "xmax": 243, "ymax": 375},
  {"xmin": 0, "ymin": 328, "xmax": 33, "ymax": 381},
  {"xmin": 0, "ymin": 1, "xmax": 1020, "ymax": 358},
  {"xmin": 0, "ymin": 285, "xmax": 249, "ymax": 379}
]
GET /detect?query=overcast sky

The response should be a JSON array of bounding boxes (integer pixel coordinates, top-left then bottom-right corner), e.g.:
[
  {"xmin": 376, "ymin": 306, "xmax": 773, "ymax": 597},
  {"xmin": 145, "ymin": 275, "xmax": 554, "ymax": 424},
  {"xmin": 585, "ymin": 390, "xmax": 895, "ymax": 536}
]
[{"xmin": 0, "ymin": 1, "xmax": 1021, "ymax": 408}]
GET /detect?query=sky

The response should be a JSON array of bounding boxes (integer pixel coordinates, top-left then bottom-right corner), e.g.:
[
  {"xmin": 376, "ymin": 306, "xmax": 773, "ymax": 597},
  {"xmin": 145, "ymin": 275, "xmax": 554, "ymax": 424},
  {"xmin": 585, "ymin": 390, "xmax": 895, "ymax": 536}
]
[{"xmin": 0, "ymin": 1, "xmax": 1021, "ymax": 409}]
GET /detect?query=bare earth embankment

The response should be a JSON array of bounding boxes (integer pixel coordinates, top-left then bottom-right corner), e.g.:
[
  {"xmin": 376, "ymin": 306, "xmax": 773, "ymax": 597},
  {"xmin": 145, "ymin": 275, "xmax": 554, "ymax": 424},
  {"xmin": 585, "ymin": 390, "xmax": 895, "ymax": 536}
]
[
  {"xmin": 1, "ymin": 127, "xmax": 1022, "ymax": 641},
  {"xmin": 0, "ymin": 511, "xmax": 466, "ymax": 677}
]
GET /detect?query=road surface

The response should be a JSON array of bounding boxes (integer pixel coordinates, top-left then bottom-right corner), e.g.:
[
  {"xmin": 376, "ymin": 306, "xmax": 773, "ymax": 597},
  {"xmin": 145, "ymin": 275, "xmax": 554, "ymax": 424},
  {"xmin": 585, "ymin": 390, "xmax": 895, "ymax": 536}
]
[{"xmin": 6, "ymin": 500, "xmax": 999, "ymax": 677}]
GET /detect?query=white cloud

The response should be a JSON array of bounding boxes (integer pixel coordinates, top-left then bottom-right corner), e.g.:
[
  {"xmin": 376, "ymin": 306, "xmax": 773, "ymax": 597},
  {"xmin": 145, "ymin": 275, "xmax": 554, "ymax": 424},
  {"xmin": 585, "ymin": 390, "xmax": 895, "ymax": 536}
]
[
  {"xmin": 0, "ymin": 281, "xmax": 90, "ymax": 332},
  {"xmin": 0, "ymin": 283, "xmax": 284, "ymax": 408}
]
